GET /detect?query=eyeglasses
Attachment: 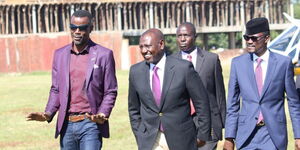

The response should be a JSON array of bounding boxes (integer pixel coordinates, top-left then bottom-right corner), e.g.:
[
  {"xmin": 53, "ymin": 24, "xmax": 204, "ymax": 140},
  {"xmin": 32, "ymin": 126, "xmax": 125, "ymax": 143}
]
[
  {"xmin": 69, "ymin": 24, "xmax": 90, "ymax": 31},
  {"xmin": 243, "ymin": 35, "xmax": 265, "ymax": 42}
]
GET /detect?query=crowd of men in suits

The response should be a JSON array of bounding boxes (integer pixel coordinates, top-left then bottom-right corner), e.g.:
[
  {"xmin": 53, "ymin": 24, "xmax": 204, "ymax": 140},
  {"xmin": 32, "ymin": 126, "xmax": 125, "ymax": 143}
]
[{"xmin": 26, "ymin": 9, "xmax": 300, "ymax": 150}]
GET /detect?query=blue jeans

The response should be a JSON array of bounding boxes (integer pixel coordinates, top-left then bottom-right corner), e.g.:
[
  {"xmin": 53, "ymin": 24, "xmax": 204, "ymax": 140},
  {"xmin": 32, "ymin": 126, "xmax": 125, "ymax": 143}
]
[{"xmin": 60, "ymin": 118, "xmax": 102, "ymax": 150}]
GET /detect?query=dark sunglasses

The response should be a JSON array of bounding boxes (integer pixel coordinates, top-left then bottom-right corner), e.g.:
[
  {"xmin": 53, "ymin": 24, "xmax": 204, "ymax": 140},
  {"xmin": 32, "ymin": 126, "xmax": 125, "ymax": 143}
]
[
  {"xmin": 69, "ymin": 24, "xmax": 90, "ymax": 31},
  {"xmin": 243, "ymin": 35, "xmax": 265, "ymax": 42}
]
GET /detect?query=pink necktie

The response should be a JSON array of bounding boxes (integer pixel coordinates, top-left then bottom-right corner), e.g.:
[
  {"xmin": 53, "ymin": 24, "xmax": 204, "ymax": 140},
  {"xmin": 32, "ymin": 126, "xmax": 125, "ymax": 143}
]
[
  {"xmin": 152, "ymin": 66, "xmax": 164, "ymax": 131},
  {"xmin": 187, "ymin": 54, "xmax": 196, "ymax": 115},
  {"xmin": 255, "ymin": 58, "xmax": 264, "ymax": 123},
  {"xmin": 152, "ymin": 66, "xmax": 161, "ymax": 107}
]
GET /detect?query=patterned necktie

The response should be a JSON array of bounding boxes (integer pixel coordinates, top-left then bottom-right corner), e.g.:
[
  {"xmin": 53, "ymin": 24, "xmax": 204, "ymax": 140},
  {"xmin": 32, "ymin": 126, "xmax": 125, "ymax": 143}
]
[
  {"xmin": 187, "ymin": 54, "xmax": 196, "ymax": 115},
  {"xmin": 152, "ymin": 66, "xmax": 161, "ymax": 107},
  {"xmin": 255, "ymin": 58, "xmax": 264, "ymax": 123}
]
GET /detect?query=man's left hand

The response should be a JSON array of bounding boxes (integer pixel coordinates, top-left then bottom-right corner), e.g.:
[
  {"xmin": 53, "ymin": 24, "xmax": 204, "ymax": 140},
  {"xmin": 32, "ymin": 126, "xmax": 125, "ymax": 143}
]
[
  {"xmin": 197, "ymin": 139, "xmax": 206, "ymax": 147},
  {"xmin": 86, "ymin": 113, "xmax": 108, "ymax": 124},
  {"xmin": 295, "ymin": 139, "xmax": 300, "ymax": 150}
]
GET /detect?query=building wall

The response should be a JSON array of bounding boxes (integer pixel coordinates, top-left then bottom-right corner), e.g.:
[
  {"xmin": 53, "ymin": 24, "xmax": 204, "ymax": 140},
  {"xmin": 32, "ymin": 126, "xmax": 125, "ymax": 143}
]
[{"xmin": 0, "ymin": 31, "xmax": 136, "ymax": 72}]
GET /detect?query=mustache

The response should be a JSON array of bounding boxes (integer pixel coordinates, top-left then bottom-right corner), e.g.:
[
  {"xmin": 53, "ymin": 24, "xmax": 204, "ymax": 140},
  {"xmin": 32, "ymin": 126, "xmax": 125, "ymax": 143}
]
[{"xmin": 74, "ymin": 36, "xmax": 82, "ymax": 38}]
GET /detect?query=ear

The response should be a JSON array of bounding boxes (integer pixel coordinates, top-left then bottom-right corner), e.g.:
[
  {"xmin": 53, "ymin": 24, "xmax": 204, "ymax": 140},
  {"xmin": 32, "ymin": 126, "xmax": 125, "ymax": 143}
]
[
  {"xmin": 265, "ymin": 36, "xmax": 270, "ymax": 44},
  {"xmin": 89, "ymin": 25, "xmax": 94, "ymax": 33},
  {"xmin": 159, "ymin": 39, "xmax": 165, "ymax": 50}
]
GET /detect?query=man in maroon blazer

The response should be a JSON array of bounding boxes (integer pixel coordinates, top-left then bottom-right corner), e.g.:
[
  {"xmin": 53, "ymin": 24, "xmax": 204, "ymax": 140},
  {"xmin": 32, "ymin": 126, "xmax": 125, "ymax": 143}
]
[{"xmin": 26, "ymin": 10, "xmax": 118, "ymax": 150}]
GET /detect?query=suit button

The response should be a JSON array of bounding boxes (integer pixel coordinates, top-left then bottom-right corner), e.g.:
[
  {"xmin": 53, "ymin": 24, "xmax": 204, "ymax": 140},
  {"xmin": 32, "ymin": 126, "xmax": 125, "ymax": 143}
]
[{"xmin": 159, "ymin": 113, "xmax": 163, "ymax": 116}]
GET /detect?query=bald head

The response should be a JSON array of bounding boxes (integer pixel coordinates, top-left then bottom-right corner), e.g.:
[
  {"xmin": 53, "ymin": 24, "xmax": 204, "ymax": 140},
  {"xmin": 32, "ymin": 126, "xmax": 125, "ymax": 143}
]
[
  {"xmin": 141, "ymin": 28, "xmax": 164, "ymax": 42},
  {"xmin": 139, "ymin": 28, "xmax": 165, "ymax": 64}
]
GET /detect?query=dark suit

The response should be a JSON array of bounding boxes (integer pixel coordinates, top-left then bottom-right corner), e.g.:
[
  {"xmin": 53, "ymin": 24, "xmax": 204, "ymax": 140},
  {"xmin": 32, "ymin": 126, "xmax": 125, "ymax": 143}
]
[
  {"xmin": 128, "ymin": 55, "xmax": 211, "ymax": 150},
  {"xmin": 173, "ymin": 47, "xmax": 226, "ymax": 145},
  {"xmin": 225, "ymin": 51, "xmax": 300, "ymax": 150},
  {"xmin": 45, "ymin": 40, "xmax": 118, "ymax": 138}
]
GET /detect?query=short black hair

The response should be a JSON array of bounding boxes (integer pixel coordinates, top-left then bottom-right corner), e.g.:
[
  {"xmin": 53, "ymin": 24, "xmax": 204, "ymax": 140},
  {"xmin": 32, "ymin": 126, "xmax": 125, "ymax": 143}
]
[
  {"xmin": 178, "ymin": 22, "xmax": 196, "ymax": 36},
  {"xmin": 141, "ymin": 28, "xmax": 165, "ymax": 41},
  {"xmin": 72, "ymin": 10, "xmax": 93, "ymax": 24}
]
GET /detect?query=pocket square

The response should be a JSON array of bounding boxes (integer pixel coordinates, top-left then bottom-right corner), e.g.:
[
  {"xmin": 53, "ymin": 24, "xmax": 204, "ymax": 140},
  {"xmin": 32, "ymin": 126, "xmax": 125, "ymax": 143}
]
[{"xmin": 93, "ymin": 64, "xmax": 99, "ymax": 69}]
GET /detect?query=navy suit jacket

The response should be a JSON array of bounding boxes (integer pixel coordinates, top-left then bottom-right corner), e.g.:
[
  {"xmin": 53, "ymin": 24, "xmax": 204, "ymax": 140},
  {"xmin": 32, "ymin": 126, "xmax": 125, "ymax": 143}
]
[
  {"xmin": 225, "ymin": 51, "xmax": 300, "ymax": 150},
  {"xmin": 128, "ymin": 56, "xmax": 211, "ymax": 150}
]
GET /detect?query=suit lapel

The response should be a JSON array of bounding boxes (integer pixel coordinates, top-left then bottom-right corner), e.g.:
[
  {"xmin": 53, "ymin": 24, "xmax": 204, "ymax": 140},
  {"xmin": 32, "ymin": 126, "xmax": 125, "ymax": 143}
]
[
  {"xmin": 195, "ymin": 47, "xmax": 204, "ymax": 73},
  {"xmin": 174, "ymin": 51, "xmax": 181, "ymax": 59},
  {"xmin": 260, "ymin": 52, "xmax": 277, "ymax": 100},
  {"xmin": 246, "ymin": 53, "xmax": 260, "ymax": 100},
  {"xmin": 160, "ymin": 57, "xmax": 175, "ymax": 110},
  {"xmin": 63, "ymin": 45, "xmax": 71, "ymax": 92},
  {"xmin": 85, "ymin": 45, "xmax": 98, "ymax": 90}
]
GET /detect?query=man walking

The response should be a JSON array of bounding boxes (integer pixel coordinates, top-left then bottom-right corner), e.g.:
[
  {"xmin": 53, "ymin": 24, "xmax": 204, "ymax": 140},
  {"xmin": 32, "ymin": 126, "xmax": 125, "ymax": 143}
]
[
  {"xmin": 26, "ymin": 10, "xmax": 118, "ymax": 150},
  {"xmin": 223, "ymin": 17, "xmax": 300, "ymax": 150},
  {"xmin": 128, "ymin": 28, "xmax": 211, "ymax": 150},
  {"xmin": 173, "ymin": 22, "xmax": 226, "ymax": 150}
]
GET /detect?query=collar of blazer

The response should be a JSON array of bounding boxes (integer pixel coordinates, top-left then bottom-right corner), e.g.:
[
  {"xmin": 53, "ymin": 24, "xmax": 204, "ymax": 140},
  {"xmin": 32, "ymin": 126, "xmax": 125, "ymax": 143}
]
[
  {"xmin": 142, "ymin": 56, "xmax": 176, "ymax": 111},
  {"xmin": 61, "ymin": 40, "xmax": 99, "ymax": 91}
]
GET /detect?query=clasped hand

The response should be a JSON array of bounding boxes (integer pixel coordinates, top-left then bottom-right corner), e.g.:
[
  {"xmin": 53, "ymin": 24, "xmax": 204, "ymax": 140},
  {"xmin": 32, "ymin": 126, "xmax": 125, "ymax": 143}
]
[{"xmin": 86, "ymin": 113, "xmax": 108, "ymax": 124}]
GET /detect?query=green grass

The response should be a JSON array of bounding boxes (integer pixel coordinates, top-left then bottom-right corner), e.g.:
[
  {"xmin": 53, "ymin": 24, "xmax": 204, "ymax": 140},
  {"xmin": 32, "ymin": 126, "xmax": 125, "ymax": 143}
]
[{"xmin": 0, "ymin": 65, "xmax": 296, "ymax": 149}]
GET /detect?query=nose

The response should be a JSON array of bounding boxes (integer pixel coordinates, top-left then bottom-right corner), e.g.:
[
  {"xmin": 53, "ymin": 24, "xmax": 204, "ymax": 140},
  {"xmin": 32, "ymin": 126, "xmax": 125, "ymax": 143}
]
[
  {"xmin": 180, "ymin": 36, "xmax": 186, "ymax": 41},
  {"xmin": 140, "ymin": 47, "xmax": 148, "ymax": 53},
  {"xmin": 74, "ymin": 28, "xmax": 81, "ymax": 33},
  {"xmin": 247, "ymin": 38, "xmax": 254, "ymax": 44}
]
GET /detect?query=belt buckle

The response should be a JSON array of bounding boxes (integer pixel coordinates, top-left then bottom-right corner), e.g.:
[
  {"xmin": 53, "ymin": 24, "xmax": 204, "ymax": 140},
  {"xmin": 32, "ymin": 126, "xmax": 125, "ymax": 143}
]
[
  {"xmin": 68, "ymin": 114, "xmax": 86, "ymax": 122},
  {"xmin": 257, "ymin": 121, "xmax": 265, "ymax": 127}
]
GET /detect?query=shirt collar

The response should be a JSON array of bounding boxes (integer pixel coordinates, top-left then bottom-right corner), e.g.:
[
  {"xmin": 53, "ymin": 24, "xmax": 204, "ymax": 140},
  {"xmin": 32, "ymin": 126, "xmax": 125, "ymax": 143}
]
[
  {"xmin": 181, "ymin": 47, "xmax": 197, "ymax": 57},
  {"xmin": 150, "ymin": 53, "xmax": 166, "ymax": 70},
  {"xmin": 253, "ymin": 49, "xmax": 269, "ymax": 62},
  {"xmin": 71, "ymin": 40, "xmax": 91, "ymax": 55}
]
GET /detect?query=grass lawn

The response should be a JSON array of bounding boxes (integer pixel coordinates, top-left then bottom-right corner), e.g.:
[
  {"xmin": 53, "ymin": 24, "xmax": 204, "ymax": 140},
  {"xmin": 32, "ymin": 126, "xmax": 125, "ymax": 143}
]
[{"xmin": 0, "ymin": 63, "xmax": 296, "ymax": 149}]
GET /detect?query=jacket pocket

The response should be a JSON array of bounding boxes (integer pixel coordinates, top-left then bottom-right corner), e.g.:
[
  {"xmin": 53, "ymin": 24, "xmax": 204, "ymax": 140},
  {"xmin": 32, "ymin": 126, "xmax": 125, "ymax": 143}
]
[
  {"xmin": 138, "ymin": 123, "xmax": 147, "ymax": 133},
  {"xmin": 180, "ymin": 119, "xmax": 194, "ymax": 131}
]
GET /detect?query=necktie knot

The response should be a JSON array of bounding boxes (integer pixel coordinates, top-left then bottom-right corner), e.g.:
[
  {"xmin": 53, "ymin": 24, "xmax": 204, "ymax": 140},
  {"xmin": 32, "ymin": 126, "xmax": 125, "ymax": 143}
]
[
  {"xmin": 256, "ymin": 58, "xmax": 263, "ymax": 65},
  {"xmin": 187, "ymin": 55, "xmax": 192, "ymax": 62},
  {"xmin": 153, "ymin": 66, "xmax": 159, "ymax": 72}
]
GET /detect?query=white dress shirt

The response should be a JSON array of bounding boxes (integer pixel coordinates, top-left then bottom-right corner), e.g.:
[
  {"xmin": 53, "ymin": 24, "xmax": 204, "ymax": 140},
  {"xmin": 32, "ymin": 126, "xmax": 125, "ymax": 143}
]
[
  {"xmin": 181, "ymin": 48, "xmax": 197, "ymax": 69},
  {"xmin": 253, "ymin": 50, "xmax": 269, "ymax": 85}
]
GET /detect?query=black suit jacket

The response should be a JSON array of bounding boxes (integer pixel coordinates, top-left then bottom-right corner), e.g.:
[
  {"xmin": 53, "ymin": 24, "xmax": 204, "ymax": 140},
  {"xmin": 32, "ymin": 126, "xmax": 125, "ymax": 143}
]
[
  {"xmin": 173, "ymin": 47, "xmax": 226, "ymax": 140},
  {"xmin": 128, "ymin": 55, "xmax": 211, "ymax": 150}
]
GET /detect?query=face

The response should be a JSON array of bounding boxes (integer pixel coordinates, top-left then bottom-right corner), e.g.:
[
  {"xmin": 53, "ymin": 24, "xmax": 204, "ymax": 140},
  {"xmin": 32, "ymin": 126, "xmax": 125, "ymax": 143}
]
[
  {"xmin": 139, "ymin": 33, "xmax": 165, "ymax": 64},
  {"xmin": 176, "ymin": 25, "xmax": 196, "ymax": 52},
  {"xmin": 244, "ymin": 32, "xmax": 269, "ymax": 57},
  {"xmin": 70, "ymin": 16, "xmax": 92, "ymax": 46}
]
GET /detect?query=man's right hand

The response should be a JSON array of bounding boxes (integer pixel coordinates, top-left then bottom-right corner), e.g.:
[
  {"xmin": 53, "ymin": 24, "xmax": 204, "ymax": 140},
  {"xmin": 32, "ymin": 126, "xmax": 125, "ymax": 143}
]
[
  {"xmin": 223, "ymin": 138, "xmax": 235, "ymax": 150},
  {"xmin": 26, "ymin": 112, "xmax": 50, "ymax": 122}
]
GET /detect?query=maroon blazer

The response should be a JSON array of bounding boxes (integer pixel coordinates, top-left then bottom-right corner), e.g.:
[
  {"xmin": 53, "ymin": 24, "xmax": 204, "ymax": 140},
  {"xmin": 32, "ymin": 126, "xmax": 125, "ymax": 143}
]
[{"xmin": 45, "ymin": 40, "xmax": 118, "ymax": 138}]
